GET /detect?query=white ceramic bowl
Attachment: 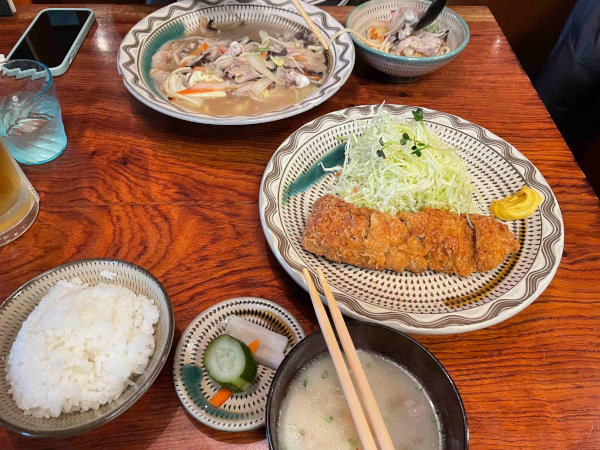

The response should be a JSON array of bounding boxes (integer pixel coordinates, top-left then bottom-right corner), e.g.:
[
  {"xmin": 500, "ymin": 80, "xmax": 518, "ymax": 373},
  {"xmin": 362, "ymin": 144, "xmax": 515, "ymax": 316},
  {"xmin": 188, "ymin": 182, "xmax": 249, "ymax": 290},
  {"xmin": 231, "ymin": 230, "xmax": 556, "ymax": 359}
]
[
  {"xmin": 0, "ymin": 259, "xmax": 174, "ymax": 438},
  {"xmin": 118, "ymin": 0, "xmax": 354, "ymax": 125},
  {"xmin": 346, "ymin": 0, "xmax": 469, "ymax": 81}
]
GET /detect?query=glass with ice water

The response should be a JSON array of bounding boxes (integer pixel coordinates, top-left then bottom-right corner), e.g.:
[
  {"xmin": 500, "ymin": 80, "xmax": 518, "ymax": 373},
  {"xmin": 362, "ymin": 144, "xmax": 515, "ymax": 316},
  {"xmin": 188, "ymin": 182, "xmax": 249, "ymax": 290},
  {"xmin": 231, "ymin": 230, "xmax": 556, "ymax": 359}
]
[
  {"xmin": 0, "ymin": 140, "xmax": 39, "ymax": 245},
  {"xmin": 0, "ymin": 60, "xmax": 67, "ymax": 165}
]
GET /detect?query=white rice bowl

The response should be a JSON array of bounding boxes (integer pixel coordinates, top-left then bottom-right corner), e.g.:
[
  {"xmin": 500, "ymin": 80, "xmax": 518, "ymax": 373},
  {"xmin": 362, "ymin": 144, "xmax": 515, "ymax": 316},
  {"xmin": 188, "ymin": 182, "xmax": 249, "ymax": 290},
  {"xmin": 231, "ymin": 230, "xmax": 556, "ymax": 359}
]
[{"xmin": 5, "ymin": 278, "xmax": 160, "ymax": 418}]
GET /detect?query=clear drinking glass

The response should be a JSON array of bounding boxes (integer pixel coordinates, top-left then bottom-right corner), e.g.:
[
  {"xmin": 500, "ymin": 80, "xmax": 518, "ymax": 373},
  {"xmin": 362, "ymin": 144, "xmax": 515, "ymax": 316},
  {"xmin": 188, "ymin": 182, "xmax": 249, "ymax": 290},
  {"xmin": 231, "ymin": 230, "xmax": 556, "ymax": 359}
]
[
  {"xmin": 0, "ymin": 140, "xmax": 39, "ymax": 246},
  {"xmin": 0, "ymin": 59, "xmax": 67, "ymax": 165}
]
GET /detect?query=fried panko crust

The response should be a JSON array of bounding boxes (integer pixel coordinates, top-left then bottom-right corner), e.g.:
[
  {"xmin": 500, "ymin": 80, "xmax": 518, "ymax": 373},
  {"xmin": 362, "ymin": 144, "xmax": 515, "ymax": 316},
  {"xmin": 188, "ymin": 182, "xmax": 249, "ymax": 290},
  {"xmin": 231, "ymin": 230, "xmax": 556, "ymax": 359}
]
[{"xmin": 302, "ymin": 195, "xmax": 519, "ymax": 277}]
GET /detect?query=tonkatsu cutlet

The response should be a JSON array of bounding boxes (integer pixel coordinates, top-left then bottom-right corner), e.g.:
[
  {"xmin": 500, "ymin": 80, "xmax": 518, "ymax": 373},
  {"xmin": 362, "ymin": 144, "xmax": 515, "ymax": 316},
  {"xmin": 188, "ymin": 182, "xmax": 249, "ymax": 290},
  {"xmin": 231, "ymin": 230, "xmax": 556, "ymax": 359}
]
[{"xmin": 302, "ymin": 195, "xmax": 520, "ymax": 277}]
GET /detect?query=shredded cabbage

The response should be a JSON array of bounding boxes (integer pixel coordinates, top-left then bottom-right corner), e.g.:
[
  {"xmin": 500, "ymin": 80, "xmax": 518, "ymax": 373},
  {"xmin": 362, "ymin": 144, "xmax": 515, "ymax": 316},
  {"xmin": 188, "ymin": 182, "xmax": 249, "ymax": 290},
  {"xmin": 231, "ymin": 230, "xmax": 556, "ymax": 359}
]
[{"xmin": 331, "ymin": 110, "xmax": 481, "ymax": 216}]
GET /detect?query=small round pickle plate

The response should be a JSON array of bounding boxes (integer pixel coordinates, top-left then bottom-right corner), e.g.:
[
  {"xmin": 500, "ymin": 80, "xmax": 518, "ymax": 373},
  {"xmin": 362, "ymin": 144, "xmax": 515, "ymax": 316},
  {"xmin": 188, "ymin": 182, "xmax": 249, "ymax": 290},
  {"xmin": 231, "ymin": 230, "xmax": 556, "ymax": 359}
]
[{"xmin": 173, "ymin": 297, "xmax": 305, "ymax": 431}]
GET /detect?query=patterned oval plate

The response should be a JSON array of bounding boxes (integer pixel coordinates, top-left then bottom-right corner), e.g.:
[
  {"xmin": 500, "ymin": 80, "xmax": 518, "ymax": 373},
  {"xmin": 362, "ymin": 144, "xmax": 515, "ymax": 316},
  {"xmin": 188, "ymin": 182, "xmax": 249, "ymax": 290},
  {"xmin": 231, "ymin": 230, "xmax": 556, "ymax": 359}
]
[
  {"xmin": 260, "ymin": 104, "xmax": 564, "ymax": 335},
  {"xmin": 172, "ymin": 297, "xmax": 305, "ymax": 431},
  {"xmin": 117, "ymin": 0, "xmax": 354, "ymax": 125}
]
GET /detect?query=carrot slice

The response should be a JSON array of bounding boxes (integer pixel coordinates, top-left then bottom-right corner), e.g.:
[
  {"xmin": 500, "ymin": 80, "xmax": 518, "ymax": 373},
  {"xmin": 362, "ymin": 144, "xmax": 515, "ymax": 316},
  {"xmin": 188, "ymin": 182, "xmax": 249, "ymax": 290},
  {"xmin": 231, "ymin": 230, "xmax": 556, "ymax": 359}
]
[
  {"xmin": 179, "ymin": 43, "xmax": 209, "ymax": 67},
  {"xmin": 175, "ymin": 87, "xmax": 214, "ymax": 95},
  {"xmin": 189, "ymin": 42, "xmax": 208, "ymax": 57},
  {"xmin": 192, "ymin": 66, "xmax": 204, "ymax": 72},
  {"xmin": 261, "ymin": 52, "xmax": 268, "ymax": 57},
  {"xmin": 248, "ymin": 339, "xmax": 260, "ymax": 355},
  {"xmin": 209, "ymin": 388, "xmax": 232, "ymax": 408}
]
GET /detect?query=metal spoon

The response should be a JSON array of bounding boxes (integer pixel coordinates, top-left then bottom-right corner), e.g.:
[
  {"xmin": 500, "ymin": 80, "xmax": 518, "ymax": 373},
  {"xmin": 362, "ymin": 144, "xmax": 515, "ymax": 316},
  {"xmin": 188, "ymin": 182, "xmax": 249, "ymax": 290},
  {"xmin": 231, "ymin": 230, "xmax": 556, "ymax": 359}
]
[{"xmin": 414, "ymin": 0, "xmax": 448, "ymax": 31}]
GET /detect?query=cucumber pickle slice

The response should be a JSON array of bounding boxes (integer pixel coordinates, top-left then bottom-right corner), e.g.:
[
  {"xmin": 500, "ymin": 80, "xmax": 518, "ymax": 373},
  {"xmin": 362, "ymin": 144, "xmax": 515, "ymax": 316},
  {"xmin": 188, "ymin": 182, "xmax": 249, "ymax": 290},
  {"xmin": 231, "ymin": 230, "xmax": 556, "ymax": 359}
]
[{"xmin": 203, "ymin": 334, "xmax": 257, "ymax": 393}]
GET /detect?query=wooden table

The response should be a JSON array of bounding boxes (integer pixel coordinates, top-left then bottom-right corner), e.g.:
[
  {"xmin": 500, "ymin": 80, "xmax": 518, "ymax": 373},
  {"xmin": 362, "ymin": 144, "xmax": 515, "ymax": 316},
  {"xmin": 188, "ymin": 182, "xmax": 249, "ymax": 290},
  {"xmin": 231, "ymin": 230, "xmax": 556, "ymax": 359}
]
[{"xmin": 1, "ymin": 4, "xmax": 600, "ymax": 449}]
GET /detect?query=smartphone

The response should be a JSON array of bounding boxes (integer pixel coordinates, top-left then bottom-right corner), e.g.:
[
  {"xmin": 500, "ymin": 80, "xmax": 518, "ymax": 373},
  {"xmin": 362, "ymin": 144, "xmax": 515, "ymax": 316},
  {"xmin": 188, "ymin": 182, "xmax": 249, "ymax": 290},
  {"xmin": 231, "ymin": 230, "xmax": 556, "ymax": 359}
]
[{"xmin": 7, "ymin": 8, "xmax": 95, "ymax": 76}]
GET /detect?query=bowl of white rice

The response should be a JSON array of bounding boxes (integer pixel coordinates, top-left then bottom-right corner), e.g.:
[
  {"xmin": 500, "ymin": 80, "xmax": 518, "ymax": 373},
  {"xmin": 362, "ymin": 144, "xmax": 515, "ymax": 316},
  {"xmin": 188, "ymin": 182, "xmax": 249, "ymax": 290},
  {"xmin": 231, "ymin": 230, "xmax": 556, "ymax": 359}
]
[{"xmin": 0, "ymin": 258, "xmax": 174, "ymax": 438}]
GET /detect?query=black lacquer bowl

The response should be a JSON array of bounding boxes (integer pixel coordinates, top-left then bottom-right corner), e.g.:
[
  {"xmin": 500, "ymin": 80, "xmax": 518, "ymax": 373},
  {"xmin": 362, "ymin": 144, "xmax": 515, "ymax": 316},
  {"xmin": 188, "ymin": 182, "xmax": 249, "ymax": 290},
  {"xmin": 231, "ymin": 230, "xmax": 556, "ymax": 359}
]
[{"xmin": 266, "ymin": 322, "xmax": 468, "ymax": 449}]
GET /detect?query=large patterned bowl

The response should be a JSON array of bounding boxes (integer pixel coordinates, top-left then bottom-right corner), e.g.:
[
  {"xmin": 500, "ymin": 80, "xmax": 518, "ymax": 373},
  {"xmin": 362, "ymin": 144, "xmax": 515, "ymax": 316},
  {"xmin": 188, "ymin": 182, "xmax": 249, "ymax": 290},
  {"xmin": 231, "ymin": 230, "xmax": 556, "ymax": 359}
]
[
  {"xmin": 0, "ymin": 259, "xmax": 174, "ymax": 438},
  {"xmin": 118, "ymin": 0, "xmax": 354, "ymax": 125},
  {"xmin": 346, "ymin": 0, "xmax": 469, "ymax": 81}
]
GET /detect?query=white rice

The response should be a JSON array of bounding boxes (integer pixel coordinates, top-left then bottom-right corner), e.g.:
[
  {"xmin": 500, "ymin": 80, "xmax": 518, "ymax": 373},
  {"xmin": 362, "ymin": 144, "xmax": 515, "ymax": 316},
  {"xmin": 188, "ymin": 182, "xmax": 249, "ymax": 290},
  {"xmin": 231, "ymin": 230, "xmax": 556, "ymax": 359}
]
[{"xmin": 5, "ymin": 278, "xmax": 160, "ymax": 418}]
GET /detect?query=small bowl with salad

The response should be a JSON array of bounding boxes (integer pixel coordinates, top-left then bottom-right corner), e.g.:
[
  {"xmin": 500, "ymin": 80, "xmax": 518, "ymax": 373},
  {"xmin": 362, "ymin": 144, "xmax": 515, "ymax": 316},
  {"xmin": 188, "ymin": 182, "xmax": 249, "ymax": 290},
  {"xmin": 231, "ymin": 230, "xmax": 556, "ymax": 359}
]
[{"xmin": 346, "ymin": 0, "xmax": 469, "ymax": 81}]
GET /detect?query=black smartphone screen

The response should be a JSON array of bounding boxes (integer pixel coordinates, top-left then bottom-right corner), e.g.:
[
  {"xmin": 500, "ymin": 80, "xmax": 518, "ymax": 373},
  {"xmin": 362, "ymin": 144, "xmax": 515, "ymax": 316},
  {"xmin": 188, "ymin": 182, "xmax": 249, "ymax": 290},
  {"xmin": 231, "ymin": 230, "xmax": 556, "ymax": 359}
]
[{"xmin": 10, "ymin": 10, "xmax": 92, "ymax": 68}]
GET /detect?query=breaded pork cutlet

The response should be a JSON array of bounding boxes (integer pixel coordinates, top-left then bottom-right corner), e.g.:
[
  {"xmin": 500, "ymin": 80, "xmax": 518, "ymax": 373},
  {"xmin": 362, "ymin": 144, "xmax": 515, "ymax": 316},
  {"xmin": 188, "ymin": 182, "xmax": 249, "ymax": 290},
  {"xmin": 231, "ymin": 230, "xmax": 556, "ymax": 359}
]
[{"xmin": 302, "ymin": 194, "xmax": 519, "ymax": 277}]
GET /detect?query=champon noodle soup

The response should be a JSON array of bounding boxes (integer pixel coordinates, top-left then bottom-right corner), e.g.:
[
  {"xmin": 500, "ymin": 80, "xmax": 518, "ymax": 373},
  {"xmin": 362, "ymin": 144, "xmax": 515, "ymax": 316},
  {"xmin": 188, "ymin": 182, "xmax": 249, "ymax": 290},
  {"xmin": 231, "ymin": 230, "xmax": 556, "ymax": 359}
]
[
  {"xmin": 277, "ymin": 350, "xmax": 442, "ymax": 449},
  {"xmin": 150, "ymin": 17, "xmax": 327, "ymax": 116}
]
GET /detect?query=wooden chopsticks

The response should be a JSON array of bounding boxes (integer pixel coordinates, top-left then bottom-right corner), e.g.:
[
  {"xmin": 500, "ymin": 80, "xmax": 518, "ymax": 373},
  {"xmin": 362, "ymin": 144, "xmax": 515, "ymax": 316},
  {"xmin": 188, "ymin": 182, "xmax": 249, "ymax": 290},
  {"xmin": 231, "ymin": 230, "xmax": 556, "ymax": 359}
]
[
  {"xmin": 317, "ymin": 268, "xmax": 395, "ymax": 449},
  {"xmin": 303, "ymin": 268, "xmax": 394, "ymax": 450},
  {"xmin": 289, "ymin": 0, "xmax": 330, "ymax": 49},
  {"xmin": 302, "ymin": 268, "xmax": 376, "ymax": 450}
]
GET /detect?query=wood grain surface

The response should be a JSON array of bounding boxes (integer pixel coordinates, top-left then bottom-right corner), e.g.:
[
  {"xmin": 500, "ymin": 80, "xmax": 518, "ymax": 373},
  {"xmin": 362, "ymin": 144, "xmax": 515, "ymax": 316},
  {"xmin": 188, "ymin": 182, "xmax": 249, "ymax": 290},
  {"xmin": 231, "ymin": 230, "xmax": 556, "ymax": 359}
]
[{"xmin": 1, "ymin": 4, "xmax": 599, "ymax": 449}]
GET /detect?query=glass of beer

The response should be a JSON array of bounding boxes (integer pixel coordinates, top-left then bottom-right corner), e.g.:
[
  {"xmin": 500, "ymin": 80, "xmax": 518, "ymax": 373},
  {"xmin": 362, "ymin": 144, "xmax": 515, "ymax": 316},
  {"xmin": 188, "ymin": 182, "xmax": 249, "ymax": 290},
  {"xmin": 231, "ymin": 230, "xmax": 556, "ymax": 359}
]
[{"xmin": 0, "ymin": 140, "xmax": 39, "ymax": 246}]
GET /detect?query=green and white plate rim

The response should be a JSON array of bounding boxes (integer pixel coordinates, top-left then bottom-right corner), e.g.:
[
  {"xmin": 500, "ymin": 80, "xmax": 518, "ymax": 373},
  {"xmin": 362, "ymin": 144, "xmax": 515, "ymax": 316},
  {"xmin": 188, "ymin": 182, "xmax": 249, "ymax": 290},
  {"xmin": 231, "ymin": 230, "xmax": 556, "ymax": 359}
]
[
  {"xmin": 172, "ymin": 297, "xmax": 305, "ymax": 431},
  {"xmin": 260, "ymin": 104, "xmax": 564, "ymax": 335},
  {"xmin": 117, "ymin": 0, "xmax": 354, "ymax": 125}
]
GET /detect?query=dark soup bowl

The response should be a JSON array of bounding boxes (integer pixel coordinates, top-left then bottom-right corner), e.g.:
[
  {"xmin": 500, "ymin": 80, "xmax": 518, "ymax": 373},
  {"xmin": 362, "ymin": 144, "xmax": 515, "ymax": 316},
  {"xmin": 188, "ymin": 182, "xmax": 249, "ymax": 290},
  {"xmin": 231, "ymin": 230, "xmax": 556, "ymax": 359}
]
[{"xmin": 266, "ymin": 322, "xmax": 468, "ymax": 449}]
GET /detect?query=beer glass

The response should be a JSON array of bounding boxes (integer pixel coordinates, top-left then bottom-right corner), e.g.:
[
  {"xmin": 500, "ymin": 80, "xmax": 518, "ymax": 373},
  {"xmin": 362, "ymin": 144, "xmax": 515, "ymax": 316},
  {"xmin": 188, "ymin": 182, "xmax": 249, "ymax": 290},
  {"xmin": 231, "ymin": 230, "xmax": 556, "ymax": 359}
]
[{"xmin": 0, "ymin": 140, "xmax": 39, "ymax": 245}]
